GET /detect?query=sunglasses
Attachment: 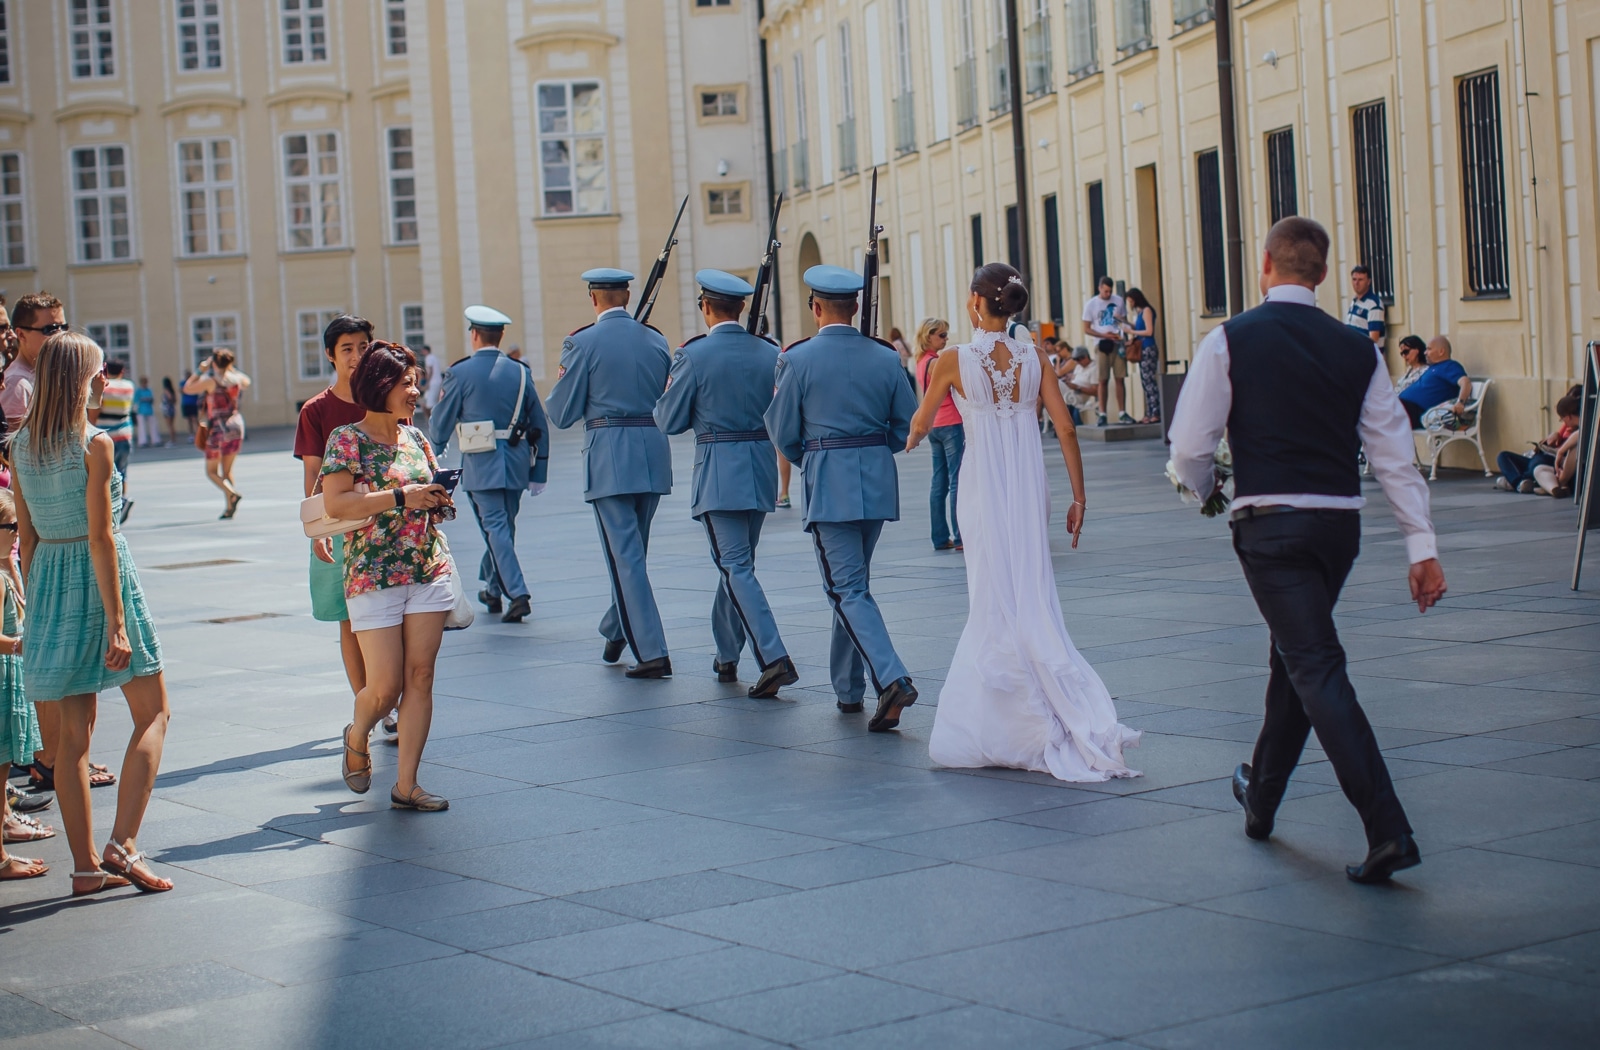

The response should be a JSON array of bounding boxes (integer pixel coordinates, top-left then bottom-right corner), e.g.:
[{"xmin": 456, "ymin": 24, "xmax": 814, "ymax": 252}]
[
  {"xmin": 16, "ymin": 322, "xmax": 69, "ymax": 336},
  {"xmin": 0, "ymin": 523, "xmax": 16, "ymax": 532}
]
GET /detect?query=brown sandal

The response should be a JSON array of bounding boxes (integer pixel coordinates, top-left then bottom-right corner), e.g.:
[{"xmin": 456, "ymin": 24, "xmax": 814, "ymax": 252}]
[
  {"xmin": 390, "ymin": 785, "xmax": 449, "ymax": 812},
  {"xmin": 341, "ymin": 723, "xmax": 371, "ymax": 794}
]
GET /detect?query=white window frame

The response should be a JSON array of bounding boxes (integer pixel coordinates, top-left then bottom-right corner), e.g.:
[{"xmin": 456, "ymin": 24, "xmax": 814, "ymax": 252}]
[
  {"xmin": 700, "ymin": 89, "xmax": 739, "ymax": 119},
  {"xmin": 177, "ymin": 137, "xmax": 238, "ymax": 257},
  {"xmin": 706, "ymin": 185, "xmax": 744, "ymax": 217},
  {"xmin": 535, "ymin": 80, "xmax": 610, "ymax": 217},
  {"xmin": 280, "ymin": 0, "xmax": 328, "ymax": 65},
  {"xmin": 0, "ymin": 1, "xmax": 14, "ymax": 86},
  {"xmin": 384, "ymin": 0, "xmax": 407, "ymax": 57},
  {"xmin": 386, "ymin": 126, "xmax": 417, "ymax": 245},
  {"xmin": 893, "ymin": 0, "xmax": 914, "ymax": 95},
  {"xmin": 838, "ymin": 23, "xmax": 855, "ymax": 121},
  {"xmin": 71, "ymin": 145, "xmax": 134, "ymax": 263},
  {"xmin": 772, "ymin": 66, "xmax": 787, "ymax": 153},
  {"xmin": 85, "ymin": 321, "xmax": 133, "ymax": 371},
  {"xmin": 281, "ymin": 131, "xmax": 344, "ymax": 250},
  {"xmin": 792, "ymin": 53, "xmax": 808, "ymax": 144},
  {"xmin": 70, "ymin": 0, "xmax": 116, "ymax": 80},
  {"xmin": 190, "ymin": 313, "xmax": 239, "ymax": 370},
  {"xmin": 296, "ymin": 308, "xmax": 341, "ymax": 381},
  {"xmin": 0, "ymin": 151, "xmax": 25, "ymax": 268},
  {"xmin": 400, "ymin": 303, "xmax": 425, "ymax": 348},
  {"xmin": 175, "ymin": 0, "xmax": 224, "ymax": 72}
]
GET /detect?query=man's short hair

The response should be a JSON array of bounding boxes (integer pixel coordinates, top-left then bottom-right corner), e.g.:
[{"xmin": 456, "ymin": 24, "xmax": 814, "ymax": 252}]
[
  {"xmin": 469, "ymin": 323, "xmax": 505, "ymax": 347},
  {"xmin": 1351, "ymin": 264, "xmax": 1370, "ymax": 277},
  {"xmin": 701, "ymin": 293, "xmax": 744, "ymax": 321},
  {"xmin": 322, "ymin": 314, "xmax": 373, "ymax": 353},
  {"xmin": 12, "ymin": 292, "xmax": 63, "ymax": 330},
  {"xmin": 1263, "ymin": 217, "xmax": 1331, "ymax": 284},
  {"xmin": 105, "ymin": 359, "xmax": 126, "ymax": 377},
  {"xmin": 593, "ymin": 289, "xmax": 630, "ymax": 310},
  {"xmin": 1097, "ymin": 276, "xmax": 1114, "ymax": 291}
]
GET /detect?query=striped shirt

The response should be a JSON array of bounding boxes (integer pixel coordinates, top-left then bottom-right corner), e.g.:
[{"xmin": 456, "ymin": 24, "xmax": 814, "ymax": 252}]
[
  {"xmin": 99, "ymin": 378, "xmax": 136, "ymax": 443},
  {"xmin": 1343, "ymin": 292, "xmax": 1385, "ymax": 342}
]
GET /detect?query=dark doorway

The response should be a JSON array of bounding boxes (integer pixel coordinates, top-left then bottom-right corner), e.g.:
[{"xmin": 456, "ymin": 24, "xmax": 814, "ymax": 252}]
[
  {"xmin": 1042, "ymin": 194, "xmax": 1064, "ymax": 325},
  {"xmin": 970, "ymin": 213, "xmax": 983, "ymax": 272},
  {"xmin": 1005, "ymin": 204, "xmax": 1021, "ymax": 272},
  {"xmin": 1086, "ymin": 181, "xmax": 1108, "ymax": 285}
]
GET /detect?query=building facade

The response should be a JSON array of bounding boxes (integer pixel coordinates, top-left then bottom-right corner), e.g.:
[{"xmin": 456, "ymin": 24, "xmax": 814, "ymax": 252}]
[
  {"xmin": 759, "ymin": 0, "xmax": 1600, "ymax": 457},
  {"xmin": 0, "ymin": 0, "xmax": 767, "ymax": 426}
]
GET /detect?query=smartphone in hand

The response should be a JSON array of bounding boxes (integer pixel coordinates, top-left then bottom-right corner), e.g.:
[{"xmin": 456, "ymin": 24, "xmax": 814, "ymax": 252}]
[{"xmin": 431, "ymin": 468, "xmax": 463, "ymax": 494}]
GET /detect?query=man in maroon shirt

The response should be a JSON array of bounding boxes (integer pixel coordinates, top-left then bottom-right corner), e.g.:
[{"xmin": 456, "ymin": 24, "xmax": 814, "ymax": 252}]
[{"xmin": 294, "ymin": 316, "xmax": 374, "ymax": 712}]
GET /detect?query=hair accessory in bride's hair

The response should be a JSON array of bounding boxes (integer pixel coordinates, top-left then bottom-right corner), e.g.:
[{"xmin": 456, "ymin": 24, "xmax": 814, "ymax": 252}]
[{"xmin": 1007, "ymin": 275, "xmax": 1023, "ymax": 286}]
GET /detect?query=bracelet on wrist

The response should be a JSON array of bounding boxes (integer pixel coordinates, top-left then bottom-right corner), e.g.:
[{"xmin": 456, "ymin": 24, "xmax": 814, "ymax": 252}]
[{"xmin": 393, "ymin": 488, "xmax": 406, "ymax": 509}]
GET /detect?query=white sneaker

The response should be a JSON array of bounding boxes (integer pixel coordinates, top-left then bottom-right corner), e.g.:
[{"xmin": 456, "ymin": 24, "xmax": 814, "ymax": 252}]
[{"xmin": 1493, "ymin": 476, "xmax": 1513, "ymax": 491}]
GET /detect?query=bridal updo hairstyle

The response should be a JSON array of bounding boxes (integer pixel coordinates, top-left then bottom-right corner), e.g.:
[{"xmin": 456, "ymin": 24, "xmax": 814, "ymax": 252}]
[
  {"xmin": 350, "ymin": 340, "xmax": 419, "ymax": 412},
  {"xmin": 971, "ymin": 262, "xmax": 1029, "ymax": 318}
]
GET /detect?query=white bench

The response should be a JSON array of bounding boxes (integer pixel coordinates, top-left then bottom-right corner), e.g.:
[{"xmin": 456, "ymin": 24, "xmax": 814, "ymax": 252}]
[{"xmin": 1415, "ymin": 376, "xmax": 1493, "ymax": 480}]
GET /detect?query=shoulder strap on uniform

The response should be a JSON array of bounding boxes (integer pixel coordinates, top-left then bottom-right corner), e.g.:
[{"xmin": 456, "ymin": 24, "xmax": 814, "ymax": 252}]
[
  {"xmin": 568, "ymin": 322, "xmax": 595, "ymax": 337},
  {"xmin": 643, "ymin": 322, "xmax": 664, "ymax": 336},
  {"xmin": 869, "ymin": 336, "xmax": 898, "ymax": 353},
  {"xmin": 678, "ymin": 333, "xmax": 708, "ymax": 351},
  {"xmin": 781, "ymin": 336, "xmax": 812, "ymax": 353}
]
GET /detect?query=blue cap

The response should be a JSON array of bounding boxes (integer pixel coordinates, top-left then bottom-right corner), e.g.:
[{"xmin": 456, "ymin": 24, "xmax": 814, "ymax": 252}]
[
  {"xmin": 803, "ymin": 264, "xmax": 864, "ymax": 300},
  {"xmin": 464, "ymin": 304, "xmax": 513, "ymax": 328},
  {"xmin": 581, "ymin": 267, "xmax": 635, "ymax": 289},
  {"xmin": 695, "ymin": 269, "xmax": 755, "ymax": 300}
]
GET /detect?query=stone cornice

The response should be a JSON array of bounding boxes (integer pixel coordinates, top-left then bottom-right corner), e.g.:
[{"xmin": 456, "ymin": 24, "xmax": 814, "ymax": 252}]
[
  {"xmin": 514, "ymin": 25, "xmax": 619, "ymax": 51},
  {"xmin": 263, "ymin": 86, "xmax": 351, "ymax": 108},
  {"xmin": 158, "ymin": 93, "xmax": 246, "ymax": 117},
  {"xmin": 54, "ymin": 101, "xmax": 138, "ymax": 122}
]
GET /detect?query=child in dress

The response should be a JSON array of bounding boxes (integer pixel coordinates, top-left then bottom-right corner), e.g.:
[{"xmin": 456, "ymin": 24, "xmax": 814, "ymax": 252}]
[{"xmin": 0, "ymin": 489, "xmax": 51, "ymax": 880}]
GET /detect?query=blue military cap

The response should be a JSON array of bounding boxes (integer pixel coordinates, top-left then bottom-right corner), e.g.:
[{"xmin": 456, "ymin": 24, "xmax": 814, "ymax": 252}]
[
  {"xmin": 464, "ymin": 304, "xmax": 513, "ymax": 328},
  {"xmin": 582, "ymin": 267, "xmax": 635, "ymax": 290},
  {"xmin": 696, "ymin": 269, "xmax": 755, "ymax": 300},
  {"xmin": 803, "ymin": 264, "xmax": 864, "ymax": 301}
]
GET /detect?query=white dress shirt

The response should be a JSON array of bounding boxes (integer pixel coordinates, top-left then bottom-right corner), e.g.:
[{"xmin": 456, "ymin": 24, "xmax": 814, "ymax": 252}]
[
  {"xmin": 599, "ymin": 306, "xmax": 631, "ymax": 321},
  {"xmin": 1167, "ymin": 283, "xmax": 1438, "ymax": 564}
]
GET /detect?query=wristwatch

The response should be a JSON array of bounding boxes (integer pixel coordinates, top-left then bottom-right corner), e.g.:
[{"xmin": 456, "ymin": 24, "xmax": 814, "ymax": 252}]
[{"xmin": 393, "ymin": 488, "xmax": 405, "ymax": 509}]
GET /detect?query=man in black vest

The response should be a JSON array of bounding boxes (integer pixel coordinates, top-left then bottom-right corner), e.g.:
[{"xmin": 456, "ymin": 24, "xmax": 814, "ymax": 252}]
[{"xmin": 1169, "ymin": 216, "xmax": 1449, "ymax": 885}]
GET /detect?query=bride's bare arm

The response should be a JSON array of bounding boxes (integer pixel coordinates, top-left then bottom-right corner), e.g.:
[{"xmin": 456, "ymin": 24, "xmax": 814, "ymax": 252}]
[
  {"xmin": 1036, "ymin": 347, "xmax": 1087, "ymax": 548},
  {"xmin": 907, "ymin": 350, "xmax": 963, "ymax": 451}
]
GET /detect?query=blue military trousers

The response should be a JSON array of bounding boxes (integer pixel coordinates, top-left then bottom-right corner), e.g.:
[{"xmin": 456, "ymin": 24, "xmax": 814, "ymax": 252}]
[
  {"xmin": 469, "ymin": 488, "xmax": 527, "ymax": 600},
  {"xmin": 593, "ymin": 493, "xmax": 669, "ymax": 662},
  {"xmin": 701, "ymin": 510, "xmax": 787, "ymax": 670},
  {"xmin": 809, "ymin": 520, "xmax": 910, "ymax": 704}
]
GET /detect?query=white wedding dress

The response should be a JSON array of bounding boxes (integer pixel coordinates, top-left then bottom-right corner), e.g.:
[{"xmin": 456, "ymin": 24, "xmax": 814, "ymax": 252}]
[{"xmin": 928, "ymin": 329, "xmax": 1143, "ymax": 782}]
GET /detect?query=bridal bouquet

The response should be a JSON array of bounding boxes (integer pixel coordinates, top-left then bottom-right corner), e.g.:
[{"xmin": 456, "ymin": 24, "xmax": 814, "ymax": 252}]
[{"xmin": 1165, "ymin": 437, "xmax": 1234, "ymax": 518}]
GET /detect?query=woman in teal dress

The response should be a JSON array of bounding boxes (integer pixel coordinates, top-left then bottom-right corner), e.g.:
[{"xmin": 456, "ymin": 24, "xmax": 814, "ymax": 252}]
[
  {"xmin": 0, "ymin": 488, "xmax": 52, "ymax": 882},
  {"xmin": 12, "ymin": 333, "xmax": 173, "ymax": 896}
]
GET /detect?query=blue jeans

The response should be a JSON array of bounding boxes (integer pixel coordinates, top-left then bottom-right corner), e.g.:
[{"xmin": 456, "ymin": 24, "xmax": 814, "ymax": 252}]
[
  {"xmin": 1497, "ymin": 450, "xmax": 1551, "ymax": 488},
  {"xmin": 929, "ymin": 424, "xmax": 964, "ymax": 548}
]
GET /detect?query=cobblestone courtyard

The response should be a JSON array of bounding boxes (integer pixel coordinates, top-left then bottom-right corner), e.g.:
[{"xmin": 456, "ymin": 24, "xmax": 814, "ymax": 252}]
[{"xmin": 3, "ymin": 427, "xmax": 1598, "ymax": 1049}]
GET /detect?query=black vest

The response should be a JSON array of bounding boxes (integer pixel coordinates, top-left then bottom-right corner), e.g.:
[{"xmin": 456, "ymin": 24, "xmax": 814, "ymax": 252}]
[{"xmin": 1223, "ymin": 300, "xmax": 1374, "ymax": 499}]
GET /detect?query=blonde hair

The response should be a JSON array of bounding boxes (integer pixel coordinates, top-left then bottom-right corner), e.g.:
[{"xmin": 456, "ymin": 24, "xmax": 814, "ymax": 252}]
[
  {"xmin": 914, "ymin": 318, "xmax": 950, "ymax": 360},
  {"xmin": 19, "ymin": 332, "xmax": 103, "ymax": 463},
  {"xmin": 0, "ymin": 488, "xmax": 13, "ymax": 523}
]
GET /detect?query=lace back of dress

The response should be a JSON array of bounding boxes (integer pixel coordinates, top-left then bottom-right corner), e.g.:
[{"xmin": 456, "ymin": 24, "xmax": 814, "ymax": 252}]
[{"xmin": 966, "ymin": 329, "xmax": 1030, "ymax": 417}]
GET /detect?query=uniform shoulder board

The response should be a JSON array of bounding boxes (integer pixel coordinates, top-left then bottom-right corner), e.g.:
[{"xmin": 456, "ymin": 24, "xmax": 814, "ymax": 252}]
[
  {"xmin": 781, "ymin": 336, "xmax": 812, "ymax": 353},
  {"xmin": 678, "ymin": 333, "xmax": 708, "ymax": 351},
  {"xmin": 568, "ymin": 322, "xmax": 595, "ymax": 337},
  {"xmin": 759, "ymin": 334, "xmax": 780, "ymax": 347},
  {"xmin": 643, "ymin": 322, "xmax": 665, "ymax": 336},
  {"xmin": 869, "ymin": 336, "xmax": 898, "ymax": 354},
  {"xmin": 449, "ymin": 356, "xmax": 470, "ymax": 368}
]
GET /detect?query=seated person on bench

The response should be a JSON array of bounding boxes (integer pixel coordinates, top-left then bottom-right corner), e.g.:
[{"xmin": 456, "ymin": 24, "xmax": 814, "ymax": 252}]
[{"xmin": 1398, "ymin": 335, "xmax": 1472, "ymax": 429}]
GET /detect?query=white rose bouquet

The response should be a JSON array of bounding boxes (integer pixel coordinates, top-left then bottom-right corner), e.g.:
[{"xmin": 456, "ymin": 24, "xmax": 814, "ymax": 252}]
[{"xmin": 1165, "ymin": 437, "xmax": 1234, "ymax": 518}]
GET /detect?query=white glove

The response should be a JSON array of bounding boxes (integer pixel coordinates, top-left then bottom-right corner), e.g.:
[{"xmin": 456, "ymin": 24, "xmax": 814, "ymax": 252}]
[{"xmin": 527, "ymin": 481, "xmax": 547, "ymax": 497}]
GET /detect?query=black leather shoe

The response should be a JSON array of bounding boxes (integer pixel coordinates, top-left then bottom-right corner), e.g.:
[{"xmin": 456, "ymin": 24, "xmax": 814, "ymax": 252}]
[
  {"xmin": 714, "ymin": 660, "xmax": 739, "ymax": 683},
  {"xmin": 602, "ymin": 639, "xmax": 627, "ymax": 664},
  {"xmin": 837, "ymin": 700, "xmax": 865, "ymax": 713},
  {"xmin": 869, "ymin": 677, "xmax": 918, "ymax": 732},
  {"xmin": 478, "ymin": 590, "xmax": 503, "ymax": 615},
  {"xmin": 1232, "ymin": 763, "xmax": 1274, "ymax": 841},
  {"xmin": 748, "ymin": 657, "xmax": 799, "ymax": 699},
  {"xmin": 502, "ymin": 595, "xmax": 531, "ymax": 623},
  {"xmin": 1346, "ymin": 834, "xmax": 1421, "ymax": 885},
  {"xmin": 626, "ymin": 656, "xmax": 673, "ymax": 679}
]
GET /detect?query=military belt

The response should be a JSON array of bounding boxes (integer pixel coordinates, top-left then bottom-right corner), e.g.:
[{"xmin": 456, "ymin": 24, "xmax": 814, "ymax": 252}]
[
  {"xmin": 801, "ymin": 434, "xmax": 888, "ymax": 452},
  {"xmin": 696, "ymin": 429, "xmax": 770, "ymax": 445},
  {"xmin": 585, "ymin": 416, "xmax": 658, "ymax": 430}
]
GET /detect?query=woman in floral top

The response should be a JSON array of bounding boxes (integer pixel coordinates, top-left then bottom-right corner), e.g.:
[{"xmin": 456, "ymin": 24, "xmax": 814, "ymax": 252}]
[{"xmin": 321, "ymin": 342, "xmax": 455, "ymax": 812}]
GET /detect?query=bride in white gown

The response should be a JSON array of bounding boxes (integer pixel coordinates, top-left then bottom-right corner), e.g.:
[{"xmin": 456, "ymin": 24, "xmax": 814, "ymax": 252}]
[{"xmin": 909, "ymin": 263, "xmax": 1141, "ymax": 782}]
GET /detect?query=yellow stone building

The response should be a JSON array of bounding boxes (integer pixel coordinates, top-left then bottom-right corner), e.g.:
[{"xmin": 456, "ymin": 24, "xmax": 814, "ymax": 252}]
[
  {"xmin": 759, "ymin": 0, "xmax": 1600, "ymax": 457},
  {"xmin": 0, "ymin": 0, "xmax": 768, "ymax": 426}
]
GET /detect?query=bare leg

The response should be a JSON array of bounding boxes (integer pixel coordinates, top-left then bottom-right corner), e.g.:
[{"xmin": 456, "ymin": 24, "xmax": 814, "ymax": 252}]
[
  {"xmin": 395, "ymin": 612, "xmax": 447, "ymax": 794},
  {"xmin": 1097, "ymin": 380, "xmax": 1109, "ymax": 419},
  {"xmin": 103, "ymin": 673, "xmax": 173, "ymax": 888},
  {"xmin": 33, "ymin": 700, "xmax": 58, "ymax": 769},
  {"xmin": 54, "ymin": 695, "xmax": 105, "ymax": 880},
  {"xmin": 219, "ymin": 451, "xmax": 240, "ymax": 495},
  {"xmin": 777, "ymin": 454, "xmax": 791, "ymax": 502},
  {"xmin": 338, "ymin": 619, "xmax": 367, "ymax": 697},
  {"xmin": 203, "ymin": 457, "xmax": 233, "ymax": 495},
  {"xmin": 1115, "ymin": 377, "xmax": 1128, "ymax": 417},
  {"xmin": 351, "ymin": 625, "xmax": 405, "ymax": 739}
]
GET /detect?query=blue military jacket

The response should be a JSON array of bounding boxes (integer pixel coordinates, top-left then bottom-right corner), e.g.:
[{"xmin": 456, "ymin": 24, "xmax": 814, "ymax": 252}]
[
  {"xmin": 546, "ymin": 307, "xmax": 673, "ymax": 501},
  {"xmin": 653, "ymin": 321, "xmax": 780, "ymax": 518},
  {"xmin": 763, "ymin": 323, "xmax": 916, "ymax": 527},
  {"xmin": 429, "ymin": 349, "xmax": 550, "ymax": 491}
]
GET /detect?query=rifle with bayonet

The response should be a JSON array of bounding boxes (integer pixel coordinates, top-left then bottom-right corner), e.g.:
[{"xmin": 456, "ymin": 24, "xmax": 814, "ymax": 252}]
[
  {"xmin": 858, "ymin": 168, "xmax": 882, "ymax": 337},
  {"xmin": 747, "ymin": 192, "xmax": 785, "ymax": 336},
  {"xmin": 634, "ymin": 194, "xmax": 689, "ymax": 324}
]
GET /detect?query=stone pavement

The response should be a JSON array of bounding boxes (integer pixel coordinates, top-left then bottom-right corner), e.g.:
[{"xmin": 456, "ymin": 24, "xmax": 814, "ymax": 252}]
[{"xmin": 3, "ymin": 426, "xmax": 1598, "ymax": 1050}]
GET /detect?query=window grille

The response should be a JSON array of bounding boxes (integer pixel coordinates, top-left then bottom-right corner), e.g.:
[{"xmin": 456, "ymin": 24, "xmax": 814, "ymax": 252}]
[
  {"xmin": 1351, "ymin": 100, "xmax": 1395, "ymax": 301},
  {"xmin": 1266, "ymin": 127, "xmax": 1297, "ymax": 223},
  {"xmin": 0, "ymin": 151, "xmax": 24, "ymax": 268},
  {"xmin": 191, "ymin": 314, "xmax": 239, "ymax": 370},
  {"xmin": 72, "ymin": 145, "xmax": 133, "ymax": 262},
  {"xmin": 178, "ymin": 138, "xmax": 238, "ymax": 255},
  {"xmin": 536, "ymin": 81, "xmax": 608, "ymax": 215},
  {"xmin": 282, "ymin": 132, "xmax": 343, "ymax": 248},
  {"xmin": 1196, "ymin": 149, "xmax": 1227, "ymax": 315},
  {"xmin": 1457, "ymin": 69, "xmax": 1510, "ymax": 297},
  {"xmin": 1065, "ymin": 0, "xmax": 1098, "ymax": 78},
  {"xmin": 1114, "ymin": 0, "xmax": 1151, "ymax": 56},
  {"xmin": 70, "ymin": 0, "xmax": 116, "ymax": 79},
  {"xmin": 176, "ymin": 1, "xmax": 223, "ymax": 71},
  {"xmin": 282, "ymin": 0, "xmax": 328, "ymax": 65}
]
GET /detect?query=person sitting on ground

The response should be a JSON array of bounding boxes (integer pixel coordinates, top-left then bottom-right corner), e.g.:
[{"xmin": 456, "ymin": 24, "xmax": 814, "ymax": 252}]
[
  {"xmin": 1398, "ymin": 335, "xmax": 1472, "ymax": 430},
  {"xmin": 1496, "ymin": 388, "xmax": 1581, "ymax": 494},
  {"xmin": 1394, "ymin": 335, "xmax": 1427, "ymax": 393}
]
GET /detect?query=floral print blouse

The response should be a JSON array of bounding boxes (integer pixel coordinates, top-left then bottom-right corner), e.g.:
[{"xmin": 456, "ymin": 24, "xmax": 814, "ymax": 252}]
[{"xmin": 321, "ymin": 423, "xmax": 450, "ymax": 599}]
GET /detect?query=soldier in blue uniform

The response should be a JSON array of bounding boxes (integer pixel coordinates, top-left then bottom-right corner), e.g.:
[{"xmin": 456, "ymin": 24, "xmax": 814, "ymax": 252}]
[
  {"xmin": 654, "ymin": 270, "xmax": 799, "ymax": 698},
  {"xmin": 546, "ymin": 268, "xmax": 675, "ymax": 679},
  {"xmin": 764, "ymin": 265, "xmax": 920, "ymax": 730},
  {"xmin": 429, "ymin": 305, "xmax": 548, "ymax": 624}
]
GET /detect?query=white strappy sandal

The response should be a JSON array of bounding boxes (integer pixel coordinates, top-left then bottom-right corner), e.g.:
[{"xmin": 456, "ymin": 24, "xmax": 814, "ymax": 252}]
[
  {"xmin": 71, "ymin": 868, "xmax": 131, "ymax": 897},
  {"xmin": 102, "ymin": 840, "xmax": 173, "ymax": 894}
]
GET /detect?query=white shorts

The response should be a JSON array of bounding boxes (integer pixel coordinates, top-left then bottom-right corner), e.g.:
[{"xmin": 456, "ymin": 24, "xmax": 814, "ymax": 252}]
[{"xmin": 345, "ymin": 575, "xmax": 455, "ymax": 632}]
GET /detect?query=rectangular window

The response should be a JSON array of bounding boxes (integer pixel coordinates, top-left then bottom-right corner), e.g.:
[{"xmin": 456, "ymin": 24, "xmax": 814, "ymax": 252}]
[
  {"xmin": 177, "ymin": 138, "xmax": 237, "ymax": 256},
  {"xmin": 1266, "ymin": 127, "xmax": 1297, "ymax": 223},
  {"xmin": 1458, "ymin": 69, "xmax": 1510, "ymax": 297},
  {"xmin": 385, "ymin": 0, "xmax": 407, "ymax": 57},
  {"xmin": 401, "ymin": 303, "xmax": 425, "ymax": 348},
  {"xmin": 0, "ymin": 1, "xmax": 14, "ymax": 86},
  {"xmin": 536, "ymin": 80, "xmax": 608, "ymax": 216},
  {"xmin": 1086, "ymin": 181, "xmax": 1108, "ymax": 288},
  {"xmin": 1114, "ymin": 0, "xmax": 1151, "ymax": 56},
  {"xmin": 955, "ymin": 0, "xmax": 978, "ymax": 128},
  {"xmin": 281, "ymin": 0, "xmax": 328, "ymax": 65},
  {"xmin": 838, "ymin": 24, "xmax": 858, "ymax": 175},
  {"xmin": 297, "ymin": 309, "xmax": 341, "ymax": 381},
  {"xmin": 771, "ymin": 66, "xmax": 787, "ymax": 191},
  {"xmin": 1351, "ymin": 100, "xmax": 1395, "ymax": 301},
  {"xmin": 1065, "ymin": 0, "xmax": 1097, "ymax": 77},
  {"xmin": 970, "ymin": 213, "xmax": 983, "ymax": 274},
  {"xmin": 1196, "ymin": 149, "xmax": 1227, "ymax": 315},
  {"xmin": 282, "ymin": 132, "xmax": 343, "ymax": 249},
  {"xmin": 695, "ymin": 0, "xmax": 733, "ymax": 7},
  {"xmin": 386, "ymin": 127, "xmax": 417, "ymax": 244},
  {"xmin": 72, "ymin": 146, "xmax": 133, "ymax": 263},
  {"xmin": 70, "ymin": 0, "xmax": 116, "ymax": 79},
  {"xmin": 0, "ymin": 151, "xmax": 24, "ymax": 268},
  {"xmin": 707, "ymin": 186, "xmax": 743, "ymax": 217},
  {"xmin": 700, "ymin": 90, "xmax": 739, "ymax": 118},
  {"xmin": 1172, "ymin": 0, "xmax": 1214, "ymax": 28},
  {"xmin": 792, "ymin": 54, "xmax": 809, "ymax": 190},
  {"xmin": 176, "ymin": 1, "xmax": 223, "ymax": 71},
  {"xmin": 86, "ymin": 322, "xmax": 132, "ymax": 371},
  {"xmin": 1042, "ymin": 194, "xmax": 1064, "ymax": 324},
  {"xmin": 190, "ymin": 314, "xmax": 238, "ymax": 370}
]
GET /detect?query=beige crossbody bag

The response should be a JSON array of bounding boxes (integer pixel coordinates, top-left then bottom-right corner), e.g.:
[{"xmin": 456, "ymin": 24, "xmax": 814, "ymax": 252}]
[{"xmin": 456, "ymin": 364, "xmax": 526, "ymax": 454}]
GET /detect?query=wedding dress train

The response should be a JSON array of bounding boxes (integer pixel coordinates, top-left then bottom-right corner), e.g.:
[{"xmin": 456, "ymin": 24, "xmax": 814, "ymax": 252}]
[{"xmin": 928, "ymin": 329, "xmax": 1142, "ymax": 782}]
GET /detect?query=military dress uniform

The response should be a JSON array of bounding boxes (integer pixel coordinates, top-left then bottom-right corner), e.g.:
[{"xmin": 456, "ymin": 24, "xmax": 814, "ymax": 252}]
[
  {"xmin": 654, "ymin": 270, "xmax": 799, "ymax": 699},
  {"xmin": 764, "ymin": 265, "xmax": 920, "ymax": 729},
  {"xmin": 429, "ymin": 305, "xmax": 548, "ymax": 623},
  {"xmin": 546, "ymin": 268, "xmax": 675, "ymax": 676}
]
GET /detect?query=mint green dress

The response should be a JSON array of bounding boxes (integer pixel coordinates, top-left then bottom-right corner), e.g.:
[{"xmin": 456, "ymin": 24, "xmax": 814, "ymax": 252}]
[
  {"xmin": 0, "ymin": 572, "xmax": 39, "ymax": 764},
  {"xmin": 12, "ymin": 427, "xmax": 163, "ymax": 700}
]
